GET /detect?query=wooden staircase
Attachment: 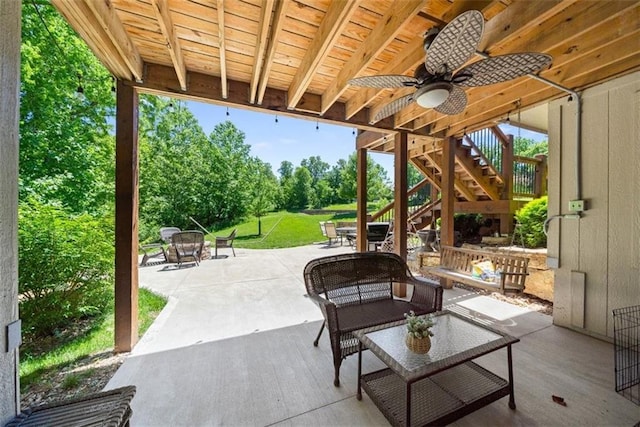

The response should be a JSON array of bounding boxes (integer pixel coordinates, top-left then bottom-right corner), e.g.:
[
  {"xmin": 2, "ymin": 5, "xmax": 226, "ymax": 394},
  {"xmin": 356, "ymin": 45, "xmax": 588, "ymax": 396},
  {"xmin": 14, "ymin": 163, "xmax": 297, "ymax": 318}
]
[{"xmin": 369, "ymin": 125, "xmax": 547, "ymax": 232}]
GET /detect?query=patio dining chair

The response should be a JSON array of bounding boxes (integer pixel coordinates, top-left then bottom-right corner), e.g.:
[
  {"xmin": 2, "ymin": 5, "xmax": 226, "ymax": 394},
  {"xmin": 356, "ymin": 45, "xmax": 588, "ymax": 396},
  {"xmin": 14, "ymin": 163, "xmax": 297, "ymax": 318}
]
[
  {"xmin": 171, "ymin": 230, "xmax": 205, "ymax": 266},
  {"xmin": 215, "ymin": 229, "xmax": 237, "ymax": 258},
  {"xmin": 324, "ymin": 222, "xmax": 339, "ymax": 246}
]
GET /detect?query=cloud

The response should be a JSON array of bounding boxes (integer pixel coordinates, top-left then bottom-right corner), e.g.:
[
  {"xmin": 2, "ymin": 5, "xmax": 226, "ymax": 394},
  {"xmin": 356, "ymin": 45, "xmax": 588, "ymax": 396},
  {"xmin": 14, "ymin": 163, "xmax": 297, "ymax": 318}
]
[
  {"xmin": 278, "ymin": 138, "xmax": 298, "ymax": 145},
  {"xmin": 252, "ymin": 142, "xmax": 271, "ymax": 150}
]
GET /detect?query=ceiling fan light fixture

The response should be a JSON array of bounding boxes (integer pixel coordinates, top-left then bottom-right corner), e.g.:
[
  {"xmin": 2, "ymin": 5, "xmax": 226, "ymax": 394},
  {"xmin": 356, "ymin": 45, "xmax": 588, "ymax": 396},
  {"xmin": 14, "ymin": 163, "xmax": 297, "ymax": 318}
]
[{"xmin": 415, "ymin": 82, "xmax": 451, "ymax": 108}]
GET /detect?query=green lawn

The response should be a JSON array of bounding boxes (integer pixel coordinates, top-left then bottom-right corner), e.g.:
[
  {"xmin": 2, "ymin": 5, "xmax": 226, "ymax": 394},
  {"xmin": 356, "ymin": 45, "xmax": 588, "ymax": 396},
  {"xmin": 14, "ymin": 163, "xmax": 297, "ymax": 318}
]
[
  {"xmin": 20, "ymin": 288, "xmax": 167, "ymax": 390},
  {"xmin": 209, "ymin": 210, "xmax": 356, "ymax": 249}
]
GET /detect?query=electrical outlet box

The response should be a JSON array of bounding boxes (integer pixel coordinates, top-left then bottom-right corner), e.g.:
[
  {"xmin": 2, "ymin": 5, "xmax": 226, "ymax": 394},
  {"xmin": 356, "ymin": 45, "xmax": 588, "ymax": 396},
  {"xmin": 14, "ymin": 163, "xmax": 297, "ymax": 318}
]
[
  {"xmin": 7, "ymin": 319, "xmax": 21, "ymax": 352},
  {"xmin": 569, "ymin": 200, "xmax": 585, "ymax": 212}
]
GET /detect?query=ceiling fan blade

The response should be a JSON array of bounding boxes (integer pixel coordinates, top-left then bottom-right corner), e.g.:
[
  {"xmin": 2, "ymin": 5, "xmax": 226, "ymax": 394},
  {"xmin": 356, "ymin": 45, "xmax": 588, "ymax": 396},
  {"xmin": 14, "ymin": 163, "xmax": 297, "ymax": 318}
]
[
  {"xmin": 348, "ymin": 75, "xmax": 418, "ymax": 89},
  {"xmin": 373, "ymin": 93, "xmax": 415, "ymax": 122},
  {"xmin": 434, "ymin": 85, "xmax": 467, "ymax": 115},
  {"xmin": 454, "ymin": 53, "xmax": 553, "ymax": 87},
  {"xmin": 425, "ymin": 10, "xmax": 484, "ymax": 75}
]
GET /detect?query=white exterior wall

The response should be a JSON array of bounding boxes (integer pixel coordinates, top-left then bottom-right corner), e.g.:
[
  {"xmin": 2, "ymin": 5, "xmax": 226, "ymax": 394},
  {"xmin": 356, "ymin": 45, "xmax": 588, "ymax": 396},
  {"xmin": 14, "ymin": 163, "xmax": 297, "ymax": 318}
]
[
  {"xmin": 548, "ymin": 71, "xmax": 640, "ymax": 338},
  {"xmin": 0, "ymin": 0, "xmax": 21, "ymax": 421}
]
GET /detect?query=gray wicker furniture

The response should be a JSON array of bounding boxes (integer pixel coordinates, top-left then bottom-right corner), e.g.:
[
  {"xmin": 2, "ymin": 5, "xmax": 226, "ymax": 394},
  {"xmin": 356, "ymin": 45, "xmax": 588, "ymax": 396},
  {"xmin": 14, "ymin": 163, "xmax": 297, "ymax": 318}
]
[
  {"xmin": 303, "ymin": 252, "xmax": 443, "ymax": 386},
  {"xmin": 215, "ymin": 228, "xmax": 236, "ymax": 258},
  {"xmin": 6, "ymin": 386, "xmax": 136, "ymax": 426},
  {"xmin": 425, "ymin": 246, "xmax": 529, "ymax": 293},
  {"xmin": 354, "ymin": 311, "xmax": 519, "ymax": 426}
]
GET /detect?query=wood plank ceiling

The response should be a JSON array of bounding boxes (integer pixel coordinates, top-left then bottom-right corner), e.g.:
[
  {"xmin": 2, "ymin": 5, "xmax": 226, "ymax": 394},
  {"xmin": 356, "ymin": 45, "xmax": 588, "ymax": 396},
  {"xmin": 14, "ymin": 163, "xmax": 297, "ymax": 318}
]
[{"xmin": 53, "ymin": 0, "xmax": 640, "ymax": 151}]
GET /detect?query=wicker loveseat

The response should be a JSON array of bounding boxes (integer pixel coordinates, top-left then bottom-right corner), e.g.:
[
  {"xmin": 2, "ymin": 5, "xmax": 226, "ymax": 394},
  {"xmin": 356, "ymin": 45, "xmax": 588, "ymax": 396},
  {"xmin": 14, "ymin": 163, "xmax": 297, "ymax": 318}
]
[{"xmin": 303, "ymin": 252, "xmax": 443, "ymax": 386}]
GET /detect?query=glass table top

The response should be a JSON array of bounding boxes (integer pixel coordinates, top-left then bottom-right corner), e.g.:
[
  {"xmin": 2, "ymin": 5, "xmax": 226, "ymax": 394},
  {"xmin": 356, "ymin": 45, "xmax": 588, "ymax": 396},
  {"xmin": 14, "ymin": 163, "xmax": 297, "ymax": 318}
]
[{"xmin": 354, "ymin": 311, "xmax": 519, "ymax": 381}]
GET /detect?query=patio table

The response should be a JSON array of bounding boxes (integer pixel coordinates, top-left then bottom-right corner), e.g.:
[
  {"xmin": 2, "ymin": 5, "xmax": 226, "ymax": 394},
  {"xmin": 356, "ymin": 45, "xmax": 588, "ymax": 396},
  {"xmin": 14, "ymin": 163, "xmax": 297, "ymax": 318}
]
[{"xmin": 354, "ymin": 310, "xmax": 519, "ymax": 426}]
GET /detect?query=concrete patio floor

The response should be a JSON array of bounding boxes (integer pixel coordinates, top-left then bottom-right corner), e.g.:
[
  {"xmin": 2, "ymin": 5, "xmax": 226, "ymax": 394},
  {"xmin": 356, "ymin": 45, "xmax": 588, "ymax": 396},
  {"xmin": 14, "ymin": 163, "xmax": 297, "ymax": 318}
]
[{"xmin": 106, "ymin": 244, "xmax": 639, "ymax": 426}]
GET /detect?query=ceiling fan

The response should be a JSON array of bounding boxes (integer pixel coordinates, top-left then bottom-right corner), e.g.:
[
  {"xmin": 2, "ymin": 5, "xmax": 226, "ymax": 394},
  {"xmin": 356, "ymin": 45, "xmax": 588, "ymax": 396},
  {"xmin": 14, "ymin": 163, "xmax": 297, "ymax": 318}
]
[{"xmin": 348, "ymin": 10, "xmax": 552, "ymax": 122}]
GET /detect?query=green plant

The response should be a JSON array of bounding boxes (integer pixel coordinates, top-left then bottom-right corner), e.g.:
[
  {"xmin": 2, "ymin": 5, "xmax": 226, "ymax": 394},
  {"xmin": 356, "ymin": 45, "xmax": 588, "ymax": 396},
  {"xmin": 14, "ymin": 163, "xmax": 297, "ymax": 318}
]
[
  {"xmin": 404, "ymin": 311, "xmax": 435, "ymax": 338},
  {"xmin": 61, "ymin": 374, "xmax": 80, "ymax": 390},
  {"xmin": 515, "ymin": 196, "xmax": 548, "ymax": 248},
  {"xmin": 18, "ymin": 199, "xmax": 115, "ymax": 338}
]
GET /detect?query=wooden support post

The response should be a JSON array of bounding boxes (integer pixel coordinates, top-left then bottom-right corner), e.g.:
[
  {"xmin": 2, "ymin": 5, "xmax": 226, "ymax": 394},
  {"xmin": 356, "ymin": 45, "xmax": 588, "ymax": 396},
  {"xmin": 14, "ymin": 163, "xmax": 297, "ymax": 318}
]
[
  {"xmin": 501, "ymin": 134, "xmax": 514, "ymax": 235},
  {"xmin": 430, "ymin": 185, "xmax": 439, "ymax": 227},
  {"xmin": 535, "ymin": 154, "xmax": 548, "ymax": 197},
  {"xmin": 440, "ymin": 137, "xmax": 456, "ymax": 289},
  {"xmin": 114, "ymin": 81, "xmax": 139, "ymax": 352},
  {"xmin": 356, "ymin": 147, "xmax": 368, "ymax": 252},
  {"xmin": 393, "ymin": 132, "xmax": 408, "ymax": 297}
]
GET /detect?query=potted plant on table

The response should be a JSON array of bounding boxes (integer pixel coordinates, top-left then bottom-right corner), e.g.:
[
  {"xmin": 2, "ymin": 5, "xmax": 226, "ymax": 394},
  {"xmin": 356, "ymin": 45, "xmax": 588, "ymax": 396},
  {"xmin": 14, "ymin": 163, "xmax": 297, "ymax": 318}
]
[{"xmin": 404, "ymin": 311, "xmax": 435, "ymax": 354}]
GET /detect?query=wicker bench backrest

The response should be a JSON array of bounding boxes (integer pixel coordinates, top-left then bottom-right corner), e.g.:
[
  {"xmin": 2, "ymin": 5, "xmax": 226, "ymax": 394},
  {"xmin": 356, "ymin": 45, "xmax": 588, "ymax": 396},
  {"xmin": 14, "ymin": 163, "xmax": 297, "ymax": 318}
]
[{"xmin": 304, "ymin": 252, "xmax": 411, "ymax": 307}]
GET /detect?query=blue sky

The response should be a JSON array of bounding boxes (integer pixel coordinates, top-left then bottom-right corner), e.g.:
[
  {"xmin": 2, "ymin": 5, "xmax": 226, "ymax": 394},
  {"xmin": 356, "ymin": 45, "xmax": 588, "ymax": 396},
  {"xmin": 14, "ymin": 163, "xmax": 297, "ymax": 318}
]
[{"xmin": 186, "ymin": 100, "xmax": 546, "ymax": 177}]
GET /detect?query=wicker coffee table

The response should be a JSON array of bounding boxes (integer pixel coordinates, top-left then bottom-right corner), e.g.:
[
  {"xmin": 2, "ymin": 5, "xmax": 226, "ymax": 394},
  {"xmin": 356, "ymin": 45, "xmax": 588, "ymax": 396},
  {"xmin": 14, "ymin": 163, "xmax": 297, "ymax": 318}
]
[{"xmin": 354, "ymin": 311, "xmax": 519, "ymax": 427}]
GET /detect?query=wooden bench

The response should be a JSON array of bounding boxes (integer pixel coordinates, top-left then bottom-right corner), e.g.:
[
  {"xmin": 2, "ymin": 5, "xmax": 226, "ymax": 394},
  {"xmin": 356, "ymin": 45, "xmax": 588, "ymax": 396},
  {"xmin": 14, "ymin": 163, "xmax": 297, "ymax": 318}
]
[
  {"xmin": 425, "ymin": 246, "xmax": 529, "ymax": 294},
  {"xmin": 304, "ymin": 252, "xmax": 443, "ymax": 386}
]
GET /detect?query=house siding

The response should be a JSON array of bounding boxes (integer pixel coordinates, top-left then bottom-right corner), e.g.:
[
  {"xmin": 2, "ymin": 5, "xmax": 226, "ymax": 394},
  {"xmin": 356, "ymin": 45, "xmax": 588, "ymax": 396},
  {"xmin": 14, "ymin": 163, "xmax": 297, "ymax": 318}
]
[
  {"xmin": 549, "ymin": 71, "xmax": 640, "ymax": 339},
  {"xmin": 0, "ymin": 0, "xmax": 21, "ymax": 421}
]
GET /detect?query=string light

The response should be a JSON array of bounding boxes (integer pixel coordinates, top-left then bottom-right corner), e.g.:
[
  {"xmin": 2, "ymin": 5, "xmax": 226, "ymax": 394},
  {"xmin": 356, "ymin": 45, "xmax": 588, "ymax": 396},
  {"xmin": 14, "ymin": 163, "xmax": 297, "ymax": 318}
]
[
  {"xmin": 352, "ymin": 128, "xmax": 356, "ymax": 136},
  {"xmin": 315, "ymin": 121, "xmax": 319, "ymax": 131},
  {"xmin": 111, "ymin": 77, "xmax": 116, "ymax": 93},
  {"xmin": 226, "ymin": 107, "xmax": 230, "ymax": 116},
  {"xmin": 275, "ymin": 115, "xmax": 279, "ymax": 124}
]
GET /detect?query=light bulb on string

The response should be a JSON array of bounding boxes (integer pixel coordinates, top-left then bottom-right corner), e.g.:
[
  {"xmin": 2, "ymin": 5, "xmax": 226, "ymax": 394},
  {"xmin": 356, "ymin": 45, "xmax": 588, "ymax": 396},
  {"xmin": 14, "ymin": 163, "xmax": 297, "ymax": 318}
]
[
  {"xmin": 316, "ymin": 121, "xmax": 319, "ymax": 131},
  {"xmin": 226, "ymin": 107, "xmax": 230, "ymax": 117},
  {"xmin": 275, "ymin": 115, "xmax": 279, "ymax": 124}
]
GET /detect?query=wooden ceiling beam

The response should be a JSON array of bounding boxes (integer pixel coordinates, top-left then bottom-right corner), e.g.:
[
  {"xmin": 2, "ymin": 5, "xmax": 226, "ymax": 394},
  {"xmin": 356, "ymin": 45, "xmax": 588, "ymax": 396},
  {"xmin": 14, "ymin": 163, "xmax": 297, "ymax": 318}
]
[
  {"xmin": 151, "ymin": 0, "xmax": 187, "ymax": 91},
  {"xmin": 52, "ymin": 0, "xmax": 132, "ymax": 79},
  {"xmin": 427, "ymin": 25, "xmax": 640, "ymax": 137},
  {"xmin": 356, "ymin": 130, "xmax": 392, "ymax": 150},
  {"xmin": 249, "ymin": 0, "xmax": 275, "ymax": 104},
  {"xmin": 132, "ymin": 63, "xmax": 398, "ymax": 132},
  {"xmin": 345, "ymin": 36, "xmax": 425, "ymax": 119},
  {"xmin": 256, "ymin": 0, "xmax": 288, "ymax": 105},
  {"xmin": 478, "ymin": 0, "xmax": 570, "ymax": 52},
  {"xmin": 410, "ymin": 1, "xmax": 639, "ymax": 135},
  {"xmin": 388, "ymin": 0, "xmax": 573, "ymax": 129},
  {"xmin": 288, "ymin": 0, "xmax": 361, "ymax": 110},
  {"xmin": 84, "ymin": 0, "xmax": 143, "ymax": 81},
  {"xmin": 216, "ymin": 0, "xmax": 228, "ymax": 99},
  {"xmin": 320, "ymin": 0, "xmax": 426, "ymax": 115},
  {"xmin": 485, "ymin": 1, "xmax": 638, "ymax": 57}
]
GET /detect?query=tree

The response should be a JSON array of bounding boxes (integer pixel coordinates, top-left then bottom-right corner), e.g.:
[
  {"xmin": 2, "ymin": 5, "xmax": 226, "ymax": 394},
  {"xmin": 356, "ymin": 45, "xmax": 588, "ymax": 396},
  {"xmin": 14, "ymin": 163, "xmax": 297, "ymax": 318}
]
[
  {"xmin": 278, "ymin": 161, "xmax": 294, "ymax": 182},
  {"xmin": 248, "ymin": 160, "xmax": 278, "ymax": 235},
  {"xmin": 301, "ymin": 156, "xmax": 329, "ymax": 185},
  {"xmin": 20, "ymin": 3, "xmax": 115, "ymax": 214},
  {"xmin": 138, "ymin": 97, "xmax": 211, "ymax": 234},
  {"xmin": 289, "ymin": 167, "xmax": 313, "ymax": 209},
  {"xmin": 339, "ymin": 153, "xmax": 392, "ymax": 202},
  {"xmin": 514, "ymin": 136, "xmax": 548, "ymax": 157}
]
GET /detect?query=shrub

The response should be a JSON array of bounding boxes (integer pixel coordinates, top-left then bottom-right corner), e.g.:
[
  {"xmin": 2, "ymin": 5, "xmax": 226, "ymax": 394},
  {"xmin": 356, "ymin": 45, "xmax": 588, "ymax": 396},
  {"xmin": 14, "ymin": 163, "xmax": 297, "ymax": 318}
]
[
  {"xmin": 515, "ymin": 196, "xmax": 548, "ymax": 248},
  {"xmin": 18, "ymin": 200, "xmax": 115, "ymax": 338}
]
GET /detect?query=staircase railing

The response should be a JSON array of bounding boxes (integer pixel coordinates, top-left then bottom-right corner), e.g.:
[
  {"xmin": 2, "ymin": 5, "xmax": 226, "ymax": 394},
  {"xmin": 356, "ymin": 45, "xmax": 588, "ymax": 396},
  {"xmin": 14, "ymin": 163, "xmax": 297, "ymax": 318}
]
[{"xmin": 514, "ymin": 155, "xmax": 547, "ymax": 198}]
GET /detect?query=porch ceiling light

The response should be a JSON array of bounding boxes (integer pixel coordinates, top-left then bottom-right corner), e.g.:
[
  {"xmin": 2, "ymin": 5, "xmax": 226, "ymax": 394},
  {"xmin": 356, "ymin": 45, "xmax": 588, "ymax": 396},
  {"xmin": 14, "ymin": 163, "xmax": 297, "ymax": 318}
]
[{"xmin": 414, "ymin": 82, "xmax": 452, "ymax": 108}]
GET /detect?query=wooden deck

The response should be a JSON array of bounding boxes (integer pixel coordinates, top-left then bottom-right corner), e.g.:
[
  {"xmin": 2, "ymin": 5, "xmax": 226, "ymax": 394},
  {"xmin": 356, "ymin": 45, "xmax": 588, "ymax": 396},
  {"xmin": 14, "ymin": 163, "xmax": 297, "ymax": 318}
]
[{"xmin": 106, "ymin": 286, "xmax": 639, "ymax": 426}]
